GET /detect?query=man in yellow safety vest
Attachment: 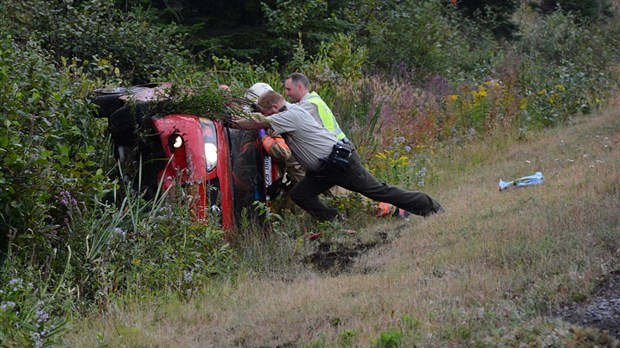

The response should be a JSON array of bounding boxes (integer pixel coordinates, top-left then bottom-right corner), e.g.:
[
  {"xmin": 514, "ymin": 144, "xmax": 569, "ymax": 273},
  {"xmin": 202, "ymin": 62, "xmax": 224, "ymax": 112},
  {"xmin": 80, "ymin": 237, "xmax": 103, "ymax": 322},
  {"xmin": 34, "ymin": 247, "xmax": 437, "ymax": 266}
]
[
  {"xmin": 282, "ymin": 73, "xmax": 417, "ymax": 220},
  {"xmin": 283, "ymin": 72, "xmax": 349, "ymax": 144}
]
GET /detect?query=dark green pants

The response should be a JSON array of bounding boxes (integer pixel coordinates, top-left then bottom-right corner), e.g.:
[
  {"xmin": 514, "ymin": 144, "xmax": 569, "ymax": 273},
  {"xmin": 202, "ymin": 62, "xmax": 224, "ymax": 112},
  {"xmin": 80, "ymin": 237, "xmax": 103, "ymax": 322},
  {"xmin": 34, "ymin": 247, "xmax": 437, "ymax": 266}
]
[{"xmin": 289, "ymin": 151, "xmax": 443, "ymax": 221}]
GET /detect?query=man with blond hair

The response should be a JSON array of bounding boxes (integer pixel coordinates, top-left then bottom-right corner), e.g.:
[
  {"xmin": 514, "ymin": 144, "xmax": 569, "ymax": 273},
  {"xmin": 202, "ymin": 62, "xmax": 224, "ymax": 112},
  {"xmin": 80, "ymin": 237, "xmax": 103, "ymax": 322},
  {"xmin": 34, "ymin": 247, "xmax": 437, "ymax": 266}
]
[
  {"xmin": 231, "ymin": 91, "xmax": 444, "ymax": 222},
  {"xmin": 243, "ymin": 83, "xmax": 304, "ymax": 204}
]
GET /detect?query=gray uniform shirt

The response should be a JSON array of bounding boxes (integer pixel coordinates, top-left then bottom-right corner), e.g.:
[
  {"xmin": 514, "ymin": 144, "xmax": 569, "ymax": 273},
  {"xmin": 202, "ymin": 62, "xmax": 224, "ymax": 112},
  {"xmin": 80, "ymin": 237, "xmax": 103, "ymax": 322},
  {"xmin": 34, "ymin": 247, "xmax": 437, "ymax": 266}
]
[{"xmin": 267, "ymin": 104, "xmax": 337, "ymax": 172}]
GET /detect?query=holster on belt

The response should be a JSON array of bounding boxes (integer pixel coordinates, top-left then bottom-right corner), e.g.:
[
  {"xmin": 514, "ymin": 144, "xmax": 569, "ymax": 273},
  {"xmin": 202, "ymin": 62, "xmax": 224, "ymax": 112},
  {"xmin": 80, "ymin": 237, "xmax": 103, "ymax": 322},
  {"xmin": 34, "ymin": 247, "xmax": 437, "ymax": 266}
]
[{"xmin": 318, "ymin": 141, "xmax": 353, "ymax": 172}]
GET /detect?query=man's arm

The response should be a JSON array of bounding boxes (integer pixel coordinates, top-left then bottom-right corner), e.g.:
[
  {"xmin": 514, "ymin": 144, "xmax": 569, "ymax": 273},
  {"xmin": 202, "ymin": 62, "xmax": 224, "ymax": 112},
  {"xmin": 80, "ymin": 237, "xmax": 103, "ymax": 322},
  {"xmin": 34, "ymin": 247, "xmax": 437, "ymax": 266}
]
[
  {"xmin": 230, "ymin": 113, "xmax": 271, "ymax": 130},
  {"xmin": 262, "ymin": 132, "xmax": 291, "ymax": 161}
]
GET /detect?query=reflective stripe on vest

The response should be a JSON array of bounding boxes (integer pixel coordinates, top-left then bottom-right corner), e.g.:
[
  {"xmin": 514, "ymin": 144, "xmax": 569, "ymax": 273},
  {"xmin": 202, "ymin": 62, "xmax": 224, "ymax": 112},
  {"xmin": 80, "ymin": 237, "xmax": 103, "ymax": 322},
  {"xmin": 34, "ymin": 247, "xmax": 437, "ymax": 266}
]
[
  {"xmin": 262, "ymin": 136, "xmax": 288, "ymax": 153},
  {"xmin": 306, "ymin": 92, "xmax": 346, "ymax": 140}
]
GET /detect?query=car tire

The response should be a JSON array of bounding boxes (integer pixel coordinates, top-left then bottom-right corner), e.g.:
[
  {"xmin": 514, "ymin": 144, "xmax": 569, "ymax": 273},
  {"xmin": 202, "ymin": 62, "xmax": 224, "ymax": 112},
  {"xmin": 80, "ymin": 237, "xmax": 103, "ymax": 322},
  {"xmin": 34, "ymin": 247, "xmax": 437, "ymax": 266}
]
[{"xmin": 93, "ymin": 93, "xmax": 126, "ymax": 118}]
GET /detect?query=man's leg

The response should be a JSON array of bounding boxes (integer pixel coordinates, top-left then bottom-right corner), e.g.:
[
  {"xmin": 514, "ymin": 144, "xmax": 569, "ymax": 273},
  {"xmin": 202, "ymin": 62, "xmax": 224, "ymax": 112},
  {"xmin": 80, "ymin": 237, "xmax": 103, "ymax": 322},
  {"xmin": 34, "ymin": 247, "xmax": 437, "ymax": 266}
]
[
  {"xmin": 289, "ymin": 173, "xmax": 339, "ymax": 221},
  {"xmin": 335, "ymin": 153, "xmax": 443, "ymax": 216}
]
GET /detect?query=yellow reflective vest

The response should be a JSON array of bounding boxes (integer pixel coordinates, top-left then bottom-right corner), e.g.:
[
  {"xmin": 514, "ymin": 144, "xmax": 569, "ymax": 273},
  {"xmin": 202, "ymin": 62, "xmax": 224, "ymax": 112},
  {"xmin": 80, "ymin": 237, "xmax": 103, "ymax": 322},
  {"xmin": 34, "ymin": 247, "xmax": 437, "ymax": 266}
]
[{"xmin": 306, "ymin": 92, "xmax": 346, "ymax": 140}]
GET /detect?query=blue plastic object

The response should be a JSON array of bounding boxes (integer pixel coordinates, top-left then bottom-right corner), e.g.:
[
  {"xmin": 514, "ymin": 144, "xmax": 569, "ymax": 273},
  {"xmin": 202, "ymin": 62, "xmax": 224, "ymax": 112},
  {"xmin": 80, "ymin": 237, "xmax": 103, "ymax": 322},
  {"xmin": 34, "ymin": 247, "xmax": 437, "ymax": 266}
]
[{"xmin": 499, "ymin": 171, "xmax": 545, "ymax": 191}]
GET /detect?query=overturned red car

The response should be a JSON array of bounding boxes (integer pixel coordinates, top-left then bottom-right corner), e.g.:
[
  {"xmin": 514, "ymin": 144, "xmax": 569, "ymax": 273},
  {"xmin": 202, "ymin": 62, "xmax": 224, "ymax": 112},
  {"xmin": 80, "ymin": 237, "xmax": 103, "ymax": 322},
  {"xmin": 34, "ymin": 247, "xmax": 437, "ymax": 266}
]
[{"xmin": 92, "ymin": 83, "xmax": 275, "ymax": 231}]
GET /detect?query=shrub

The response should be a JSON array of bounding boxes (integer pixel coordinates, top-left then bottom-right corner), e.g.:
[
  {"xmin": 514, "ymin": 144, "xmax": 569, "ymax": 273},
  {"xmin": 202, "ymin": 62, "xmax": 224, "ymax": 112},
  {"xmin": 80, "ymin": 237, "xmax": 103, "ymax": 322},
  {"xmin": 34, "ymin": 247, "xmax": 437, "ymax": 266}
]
[
  {"xmin": 0, "ymin": 33, "xmax": 106, "ymax": 263},
  {"xmin": 1, "ymin": 0, "xmax": 189, "ymax": 84},
  {"xmin": 353, "ymin": 0, "xmax": 500, "ymax": 83},
  {"xmin": 453, "ymin": 0, "xmax": 519, "ymax": 39},
  {"xmin": 207, "ymin": 55, "xmax": 283, "ymax": 95},
  {"xmin": 287, "ymin": 33, "xmax": 368, "ymax": 84},
  {"xmin": 445, "ymin": 79, "xmax": 524, "ymax": 136},
  {"xmin": 261, "ymin": 0, "xmax": 353, "ymax": 65},
  {"xmin": 531, "ymin": 0, "xmax": 614, "ymax": 21},
  {"xmin": 515, "ymin": 10, "xmax": 618, "ymax": 127}
]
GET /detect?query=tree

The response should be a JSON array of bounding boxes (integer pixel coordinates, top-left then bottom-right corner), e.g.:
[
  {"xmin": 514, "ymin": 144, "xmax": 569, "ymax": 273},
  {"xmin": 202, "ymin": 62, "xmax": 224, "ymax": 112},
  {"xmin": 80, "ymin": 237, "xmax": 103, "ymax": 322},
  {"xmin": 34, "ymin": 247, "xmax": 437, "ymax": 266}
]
[
  {"xmin": 451, "ymin": 0, "xmax": 519, "ymax": 39},
  {"xmin": 136, "ymin": 0, "xmax": 354, "ymax": 65}
]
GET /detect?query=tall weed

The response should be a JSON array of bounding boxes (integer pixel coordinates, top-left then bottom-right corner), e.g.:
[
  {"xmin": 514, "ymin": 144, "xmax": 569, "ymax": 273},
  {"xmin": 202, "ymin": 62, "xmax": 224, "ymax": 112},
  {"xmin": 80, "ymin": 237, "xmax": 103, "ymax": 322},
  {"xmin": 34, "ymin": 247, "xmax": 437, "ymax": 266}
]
[
  {"xmin": 0, "ymin": 269, "xmax": 67, "ymax": 347},
  {"xmin": 515, "ymin": 9, "xmax": 618, "ymax": 127}
]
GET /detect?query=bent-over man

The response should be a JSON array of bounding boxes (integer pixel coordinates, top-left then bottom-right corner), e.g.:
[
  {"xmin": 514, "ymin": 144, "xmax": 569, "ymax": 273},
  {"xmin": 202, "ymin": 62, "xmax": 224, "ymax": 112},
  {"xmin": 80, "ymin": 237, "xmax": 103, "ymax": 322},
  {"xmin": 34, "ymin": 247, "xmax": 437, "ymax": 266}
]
[{"xmin": 232, "ymin": 91, "xmax": 444, "ymax": 221}]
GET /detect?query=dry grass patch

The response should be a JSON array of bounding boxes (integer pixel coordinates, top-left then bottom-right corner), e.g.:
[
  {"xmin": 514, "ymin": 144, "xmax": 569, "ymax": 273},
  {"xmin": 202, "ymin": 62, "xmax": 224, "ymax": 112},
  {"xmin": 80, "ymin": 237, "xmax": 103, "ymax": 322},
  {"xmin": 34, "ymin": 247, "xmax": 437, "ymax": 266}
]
[{"xmin": 64, "ymin": 100, "xmax": 619, "ymax": 347}]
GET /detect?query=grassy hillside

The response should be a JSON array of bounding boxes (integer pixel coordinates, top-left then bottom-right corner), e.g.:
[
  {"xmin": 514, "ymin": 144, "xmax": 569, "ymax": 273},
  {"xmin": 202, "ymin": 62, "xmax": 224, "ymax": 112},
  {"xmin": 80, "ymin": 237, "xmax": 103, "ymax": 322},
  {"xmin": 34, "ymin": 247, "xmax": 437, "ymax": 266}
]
[{"xmin": 63, "ymin": 96, "xmax": 619, "ymax": 346}]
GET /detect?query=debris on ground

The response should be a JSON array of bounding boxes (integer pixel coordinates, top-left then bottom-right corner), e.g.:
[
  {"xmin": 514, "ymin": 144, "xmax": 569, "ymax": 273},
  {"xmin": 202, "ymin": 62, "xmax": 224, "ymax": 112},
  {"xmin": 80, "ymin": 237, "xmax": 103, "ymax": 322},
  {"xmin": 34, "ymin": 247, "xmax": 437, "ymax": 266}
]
[{"xmin": 499, "ymin": 171, "xmax": 545, "ymax": 191}]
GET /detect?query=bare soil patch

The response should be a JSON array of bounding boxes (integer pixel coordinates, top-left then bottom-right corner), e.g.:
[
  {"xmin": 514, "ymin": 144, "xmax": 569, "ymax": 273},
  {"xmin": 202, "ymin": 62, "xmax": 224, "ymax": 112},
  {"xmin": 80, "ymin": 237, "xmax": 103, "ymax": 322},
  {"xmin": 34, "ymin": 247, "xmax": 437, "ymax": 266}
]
[
  {"xmin": 302, "ymin": 220, "xmax": 411, "ymax": 273},
  {"xmin": 302, "ymin": 231, "xmax": 388, "ymax": 273},
  {"xmin": 556, "ymin": 270, "xmax": 620, "ymax": 339}
]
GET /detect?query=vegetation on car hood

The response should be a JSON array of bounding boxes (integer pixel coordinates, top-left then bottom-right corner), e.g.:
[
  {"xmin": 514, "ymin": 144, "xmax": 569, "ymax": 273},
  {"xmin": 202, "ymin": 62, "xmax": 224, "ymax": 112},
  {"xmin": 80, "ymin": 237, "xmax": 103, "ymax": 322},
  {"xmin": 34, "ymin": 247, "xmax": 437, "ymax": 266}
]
[{"xmin": 137, "ymin": 84, "xmax": 249, "ymax": 121}]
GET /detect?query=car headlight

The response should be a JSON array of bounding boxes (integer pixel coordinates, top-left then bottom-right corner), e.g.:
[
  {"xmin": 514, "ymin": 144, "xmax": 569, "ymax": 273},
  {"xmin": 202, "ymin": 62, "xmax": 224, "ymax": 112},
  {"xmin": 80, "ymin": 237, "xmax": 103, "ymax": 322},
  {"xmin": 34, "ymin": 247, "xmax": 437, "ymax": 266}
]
[
  {"xmin": 204, "ymin": 143, "xmax": 217, "ymax": 171},
  {"xmin": 169, "ymin": 133, "xmax": 183, "ymax": 149}
]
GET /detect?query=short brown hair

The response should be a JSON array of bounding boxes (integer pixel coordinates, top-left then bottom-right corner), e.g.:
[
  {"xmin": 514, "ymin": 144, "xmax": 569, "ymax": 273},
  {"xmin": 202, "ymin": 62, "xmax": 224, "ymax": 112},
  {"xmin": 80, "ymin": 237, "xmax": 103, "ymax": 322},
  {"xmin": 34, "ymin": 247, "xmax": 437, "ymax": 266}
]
[
  {"xmin": 256, "ymin": 90, "xmax": 284, "ymax": 111},
  {"xmin": 286, "ymin": 72, "xmax": 310, "ymax": 89}
]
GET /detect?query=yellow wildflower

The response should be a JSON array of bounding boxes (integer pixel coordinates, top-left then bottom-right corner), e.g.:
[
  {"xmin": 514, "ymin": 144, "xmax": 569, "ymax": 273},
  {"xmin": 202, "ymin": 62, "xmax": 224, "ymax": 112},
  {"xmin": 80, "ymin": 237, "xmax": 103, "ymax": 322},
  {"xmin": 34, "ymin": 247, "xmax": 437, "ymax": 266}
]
[{"xmin": 472, "ymin": 86, "xmax": 487, "ymax": 99}]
